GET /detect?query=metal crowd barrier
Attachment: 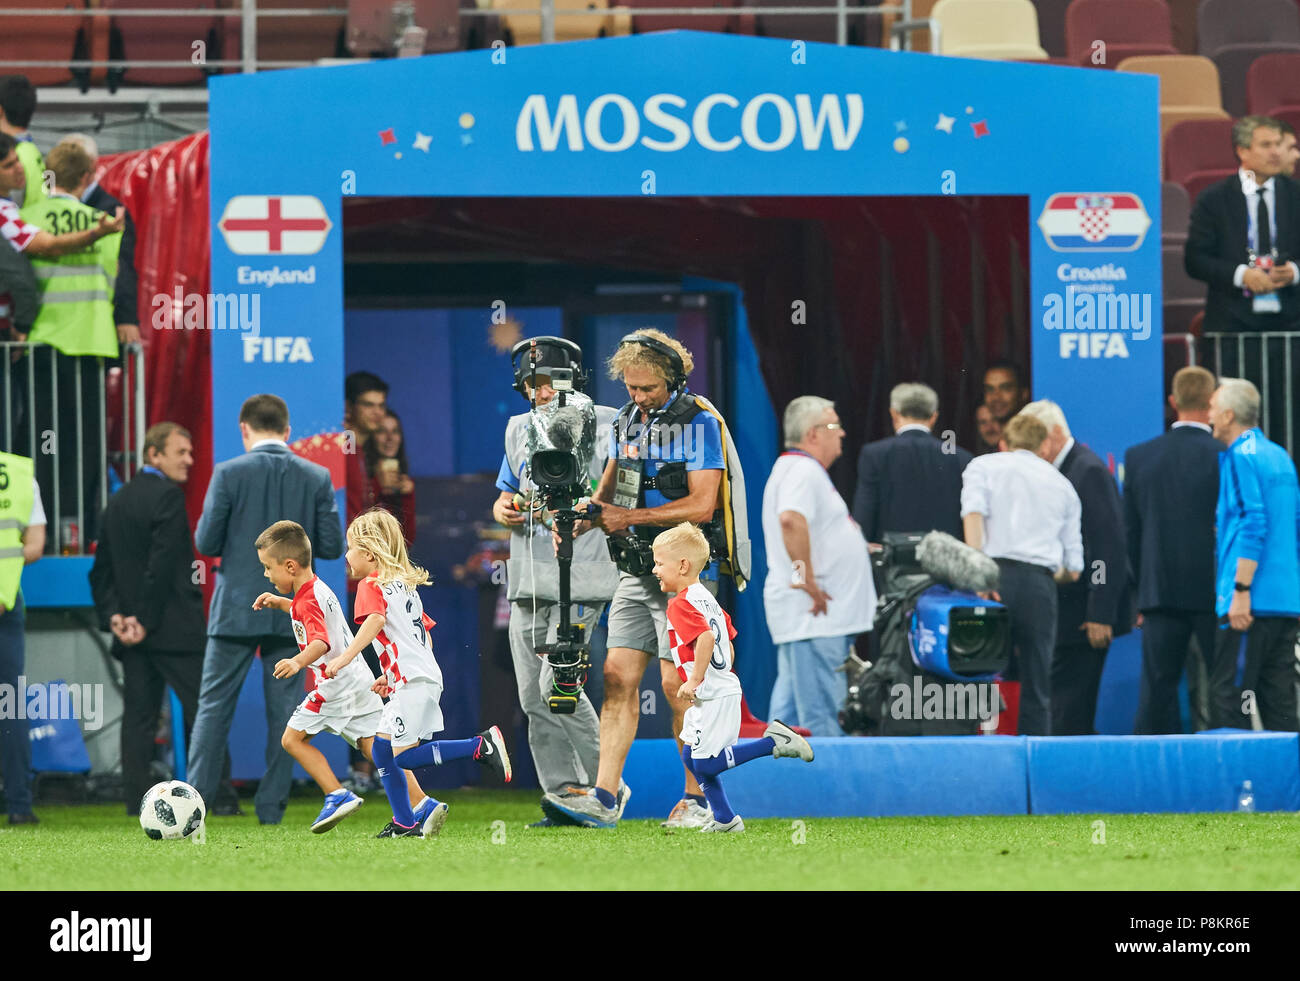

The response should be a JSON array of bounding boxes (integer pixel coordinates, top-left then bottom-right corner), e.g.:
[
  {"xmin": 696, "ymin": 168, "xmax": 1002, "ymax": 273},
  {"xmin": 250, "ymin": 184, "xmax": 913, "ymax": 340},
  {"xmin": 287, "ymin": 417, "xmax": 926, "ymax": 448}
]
[
  {"xmin": 0, "ymin": 0, "xmax": 918, "ymax": 76},
  {"xmin": 1203, "ymin": 330, "xmax": 1298, "ymax": 457},
  {"xmin": 0, "ymin": 340, "xmax": 145, "ymax": 555}
]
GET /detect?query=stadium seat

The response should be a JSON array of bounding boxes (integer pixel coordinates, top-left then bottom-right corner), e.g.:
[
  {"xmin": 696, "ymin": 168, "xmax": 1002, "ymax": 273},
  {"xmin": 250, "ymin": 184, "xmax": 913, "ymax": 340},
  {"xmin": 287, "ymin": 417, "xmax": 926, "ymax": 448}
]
[
  {"xmin": 627, "ymin": 0, "xmax": 739, "ymax": 35},
  {"xmin": 1268, "ymin": 104, "xmax": 1300, "ymax": 139},
  {"xmin": 1117, "ymin": 55, "xmax": 1230, "ymax": 143},
  {"xmin": 900, "ymin": 0, "xmax": 938, "ymax": 51},
  {"xmin": 754, "ymin": 0, "xmax": 864, "ymax": 47},
  {"xmin": 1212, "ymin": 43, "xmax": 1300, "ymax": 117},
  {"xmin": 929, "ymin": 0, "xmax": 1047, "ymax": 60},
  {"xmin": 1064, "ymin": 0, "xmax": 1175, "ymax": 68},
  {"xmin": 105, "ymin": 0, "xmax": 220, "ymax": 85},
  {"xmin": 1182, "ymin": 168, "xmax": 1235, "ymax": 203},
  {"xmin": 218, "ymin": 0, "xmax": 345, "ymax": 71},
  {"xmin": 1247, "ymin": 52, "xmax": 1300, "ymax": 114},
  {"xmin": 1029, "ymin": 0, "xmax": 1069, "ymax": 58},
  {"xmin": 1166, "ymin": 0, "xmax": 1199, "ymax": 55},
  {"xmin": 343, "ymin": 0, "xmax": 463, "ymax": 56},
  {"xmin": 1162, "ymin": 181, "xmax": 1190, "ymax": 245},
  {"xmin": 1198, "ymin": 0, "xmax": 1300, "ymax": 55},
  {"xmin": 1163, "ymin": 244, "xmax": 1203, "ymax": 300},
  {"xmin": 494, "ymin": 0, "xmax": 630, "ymax": 46},
  {"xmin": 1163, "ymin": 116, "xmax": 1235, "ymax": 183},
  {"xmin": 0, "ymin": 0, "xmax": 90, "ymax": 87}
]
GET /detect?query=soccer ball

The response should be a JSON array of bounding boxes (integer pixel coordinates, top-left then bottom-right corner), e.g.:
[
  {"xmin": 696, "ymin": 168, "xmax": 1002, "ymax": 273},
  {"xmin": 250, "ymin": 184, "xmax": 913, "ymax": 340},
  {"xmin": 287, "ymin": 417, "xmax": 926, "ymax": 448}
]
[{"xmin": 139, "ymin": 781, "xmax": 206, "ymax": 840}]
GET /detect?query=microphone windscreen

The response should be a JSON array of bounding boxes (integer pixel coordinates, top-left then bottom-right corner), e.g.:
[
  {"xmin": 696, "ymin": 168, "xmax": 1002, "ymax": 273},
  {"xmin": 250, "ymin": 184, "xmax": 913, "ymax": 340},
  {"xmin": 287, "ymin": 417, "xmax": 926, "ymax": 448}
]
[{"xmin": 916, "ymin": 531, "xmax": 1000, "ymax": 594}]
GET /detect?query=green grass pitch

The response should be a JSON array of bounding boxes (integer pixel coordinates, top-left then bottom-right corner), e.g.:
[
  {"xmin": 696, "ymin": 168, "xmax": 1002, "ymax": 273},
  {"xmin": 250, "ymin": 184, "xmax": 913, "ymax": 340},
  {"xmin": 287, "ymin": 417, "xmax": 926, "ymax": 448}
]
[{"xmin": 5, "ymin": 791, "xmax": 1300, "ymax": 890}]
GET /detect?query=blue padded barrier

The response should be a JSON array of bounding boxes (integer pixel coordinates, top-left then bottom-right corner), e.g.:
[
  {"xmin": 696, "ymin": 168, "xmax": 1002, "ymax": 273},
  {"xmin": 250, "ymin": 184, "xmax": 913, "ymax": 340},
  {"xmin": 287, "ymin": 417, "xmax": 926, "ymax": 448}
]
[
  {"xmin": 620, "ymin": 737, "xmax": 1030, "ymax": 819},
  {"xmin": 1026, "ymin": 732, "xmax": 1300, "ymax": 814}
]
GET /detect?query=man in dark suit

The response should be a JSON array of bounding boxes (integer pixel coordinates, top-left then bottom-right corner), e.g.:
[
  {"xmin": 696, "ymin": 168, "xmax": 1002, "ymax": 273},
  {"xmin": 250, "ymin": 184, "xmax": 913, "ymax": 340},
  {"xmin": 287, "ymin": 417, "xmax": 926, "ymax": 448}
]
[
  {"xmin": 89, "ymin": 422, "xmax": 209, "ymax": 812},
  {"xmin": 187, "ymin": 394, "xmax": 343, "ymax": 824},
  {"xmin": 63, "ymin": 135, "xmax": 139, "ymax": 349},
  {"xmin": 853, "ymin": 382, "xmax": 972, "ymax": 542},
  {"xmin": 1185, "ymin": 115, "xmax": 1300, "ymax": 336},
  {"xmin": 1021, "ymin": 400, "xmax": 1132, "ymax": 736},
  {"xmin": 1123, "ymin": 367, "xmax": 1221, "ymax": 734}
]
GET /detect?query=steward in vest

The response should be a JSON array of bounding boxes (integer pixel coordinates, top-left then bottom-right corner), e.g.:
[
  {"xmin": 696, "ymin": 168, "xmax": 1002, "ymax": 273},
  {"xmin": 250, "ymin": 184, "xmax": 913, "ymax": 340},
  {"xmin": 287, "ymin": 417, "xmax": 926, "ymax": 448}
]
[
  {"xmin": 17, "ymin": 141, "xmax": 125, "ymax": 547},
  {"xmin": 20, "ymin": 143, "xmax": 123, "ymax": 359},
  {"xmin": 0, "ymin": 76, "xmax": 44, "ymax": 208},
  {"xmin": 544, "ymin": 328, "xmax": 751, "ymax": 831},
  {"xmin": 0, "ymin": 450, "xmax": 47, "ymax": 825}
]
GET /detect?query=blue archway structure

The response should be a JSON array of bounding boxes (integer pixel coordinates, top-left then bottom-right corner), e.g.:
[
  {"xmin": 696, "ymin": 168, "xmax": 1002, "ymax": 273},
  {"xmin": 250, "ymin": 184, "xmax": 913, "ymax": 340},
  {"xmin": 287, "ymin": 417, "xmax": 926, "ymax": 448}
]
[{"xmin": 204, "ymin": 34, "xmax": 1300, "ymax": 818}]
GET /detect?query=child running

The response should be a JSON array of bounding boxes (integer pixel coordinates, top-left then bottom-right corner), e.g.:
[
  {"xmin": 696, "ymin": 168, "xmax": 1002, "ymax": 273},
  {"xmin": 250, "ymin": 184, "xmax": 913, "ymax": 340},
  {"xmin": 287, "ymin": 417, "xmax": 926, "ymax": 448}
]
[
  {"xmin": 324, "ymin": 508, "xmax": 512, "ymax": 838},
  {"xmin": 252, "ymin": 519, "xmax": 434, "ymax": 834},
  {"xmin": 651, "ymin": 522, "xmax": 814, "ymax": 832}
]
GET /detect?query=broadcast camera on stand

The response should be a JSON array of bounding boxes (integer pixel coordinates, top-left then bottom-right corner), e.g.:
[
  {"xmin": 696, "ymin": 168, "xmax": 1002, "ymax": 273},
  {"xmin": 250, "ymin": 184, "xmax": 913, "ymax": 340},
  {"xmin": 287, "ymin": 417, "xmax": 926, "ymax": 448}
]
[
  {"xmin": 516, "ymin": 339, "xmax": 601, "ymax": 714},
  {"xmin": 840, "ymin": 531, "xmax": 1011, "ymax": 736}
]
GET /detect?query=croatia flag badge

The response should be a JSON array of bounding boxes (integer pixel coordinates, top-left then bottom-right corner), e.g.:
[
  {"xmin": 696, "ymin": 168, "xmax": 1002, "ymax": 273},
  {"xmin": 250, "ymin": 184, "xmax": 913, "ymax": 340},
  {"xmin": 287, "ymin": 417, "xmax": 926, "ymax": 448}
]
[{"xmin": 1037, "ymin": 192, "xmax": 1151, "ymax": 252}]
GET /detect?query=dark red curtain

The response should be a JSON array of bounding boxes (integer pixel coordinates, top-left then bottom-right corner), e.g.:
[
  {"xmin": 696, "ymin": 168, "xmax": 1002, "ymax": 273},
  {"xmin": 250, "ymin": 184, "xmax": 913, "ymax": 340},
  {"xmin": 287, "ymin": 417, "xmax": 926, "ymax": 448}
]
[{"xmin": 97, "ymin": 132, "xmax": 212, "ymax": 535}]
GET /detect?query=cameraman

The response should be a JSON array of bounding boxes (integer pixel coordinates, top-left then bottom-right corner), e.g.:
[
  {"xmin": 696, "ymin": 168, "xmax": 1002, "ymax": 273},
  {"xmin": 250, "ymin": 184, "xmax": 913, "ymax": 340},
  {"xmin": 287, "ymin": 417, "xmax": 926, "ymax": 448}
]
[
  {"xmin": 546, "ymin": 329, "xmax": 731, "ymax": 830},
  {"xmin": 492, "ymin": 338, "xmax": 619, "ymax": 827}
]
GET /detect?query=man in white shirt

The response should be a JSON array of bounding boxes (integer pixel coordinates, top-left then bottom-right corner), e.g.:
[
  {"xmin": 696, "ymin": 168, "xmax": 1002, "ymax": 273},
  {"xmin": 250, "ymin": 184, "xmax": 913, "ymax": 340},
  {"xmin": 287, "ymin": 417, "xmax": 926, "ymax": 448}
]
[
  {"xmin": 762, "ymin": 396, "xmax": 876, "ymax": 736},
  {"xmin": 961, "ymin": 413, "xmax": 1083, "ymax": 735}
]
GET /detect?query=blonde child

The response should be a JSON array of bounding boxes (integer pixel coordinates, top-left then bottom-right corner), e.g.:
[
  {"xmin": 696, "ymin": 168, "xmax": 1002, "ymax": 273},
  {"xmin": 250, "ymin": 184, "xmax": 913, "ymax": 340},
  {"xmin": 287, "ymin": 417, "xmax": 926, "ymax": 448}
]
[
  {"xmin": 324, "ymin": 508, "xmax": 512, "ymax": 837},
  {"xmin": 252, "ymin": 520, "xmax": 433, "ymax": 833},
  {"xmin": 650, "ymin": 522, "xmax": 813, "ymax": 832}
]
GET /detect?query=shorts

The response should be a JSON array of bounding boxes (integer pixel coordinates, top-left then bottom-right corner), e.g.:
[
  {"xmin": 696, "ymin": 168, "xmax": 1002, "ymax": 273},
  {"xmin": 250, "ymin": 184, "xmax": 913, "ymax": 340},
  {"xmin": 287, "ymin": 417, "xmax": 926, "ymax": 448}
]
[
  {"xmin": 286, "ymin": 690, "xmax": 385, "ymax": 750},
  {"xmin": 683, "ymin": 693, "xmax": 742, "ymax": 759},
  {"xmin": 379, "ymin": 680, "xmax": 446, "ymax": 748},
  {"xmin": 606, "ymin": 572, "xmax": 671, "ymax": 660}
]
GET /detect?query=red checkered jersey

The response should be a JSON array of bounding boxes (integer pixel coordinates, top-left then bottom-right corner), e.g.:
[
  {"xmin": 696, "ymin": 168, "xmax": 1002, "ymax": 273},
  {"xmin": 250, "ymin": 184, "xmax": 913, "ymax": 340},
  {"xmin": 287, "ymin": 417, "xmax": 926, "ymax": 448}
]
[
  {"xmin": 354, "ymin": 573, "xmax": 441, "ymax": 691},
  {"xmin": 0, "ymin": 198, "xmax": 37, "ymax": 252},
  {"xmin": 666, "ymin": 583, "xmax": 742, "ymax": 700},
  {"xmin": 289, "ymin": 576, "xmax": 376, "ymax": 712}
]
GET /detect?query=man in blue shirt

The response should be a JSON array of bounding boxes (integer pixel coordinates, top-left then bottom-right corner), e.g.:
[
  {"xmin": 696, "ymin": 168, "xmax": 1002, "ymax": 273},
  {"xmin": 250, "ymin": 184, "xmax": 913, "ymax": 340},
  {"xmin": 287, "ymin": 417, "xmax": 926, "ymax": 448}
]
[
  {"xmin": 1208, "ymin": 378, "xmax": 1300, "ymax": 731},
  {"xmin": 546, "ymin": 330, "xmax": 728, "ymax": 829}
]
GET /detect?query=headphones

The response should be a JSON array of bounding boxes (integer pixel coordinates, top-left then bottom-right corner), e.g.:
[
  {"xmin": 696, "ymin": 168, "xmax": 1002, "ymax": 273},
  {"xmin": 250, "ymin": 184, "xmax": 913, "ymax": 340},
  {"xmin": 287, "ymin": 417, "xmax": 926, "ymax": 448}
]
[
  {"xmin": 617, "ymin": 332, "xmax": 687, "ymax": 392},
  {"xmin": 510, "ymin": 336, "xmax": 587, "ymax": 396}
]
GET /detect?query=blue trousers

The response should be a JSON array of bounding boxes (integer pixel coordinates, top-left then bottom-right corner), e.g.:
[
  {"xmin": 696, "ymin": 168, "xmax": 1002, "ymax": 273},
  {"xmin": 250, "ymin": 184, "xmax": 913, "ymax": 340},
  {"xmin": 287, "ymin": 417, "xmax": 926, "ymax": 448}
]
[
  {"xmin": 768, "ymin": 634, "xmax": 852, "ymax": 737},
  {"xmin": 0, "ymin": 597, "xmax": 32, "ymax": 815},
  {"xmin": 186, "ymin": 635, "xmax": 301, "ymax": 824}
]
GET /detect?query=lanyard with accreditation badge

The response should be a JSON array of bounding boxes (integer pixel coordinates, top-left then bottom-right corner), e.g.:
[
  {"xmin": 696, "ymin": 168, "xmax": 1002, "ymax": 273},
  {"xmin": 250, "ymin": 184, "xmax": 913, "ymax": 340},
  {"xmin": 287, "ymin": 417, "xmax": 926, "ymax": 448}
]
[{"xmin": 613, "ymin": 400, "xmax": 673, "ymax": 510}]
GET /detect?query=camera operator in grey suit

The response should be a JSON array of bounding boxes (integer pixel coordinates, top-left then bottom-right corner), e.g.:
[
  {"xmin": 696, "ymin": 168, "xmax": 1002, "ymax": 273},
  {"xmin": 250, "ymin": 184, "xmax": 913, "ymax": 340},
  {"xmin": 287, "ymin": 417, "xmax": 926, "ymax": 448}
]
[{"xmin": 491, "ymin": 338, "xmax": 618, "ymax": 827}]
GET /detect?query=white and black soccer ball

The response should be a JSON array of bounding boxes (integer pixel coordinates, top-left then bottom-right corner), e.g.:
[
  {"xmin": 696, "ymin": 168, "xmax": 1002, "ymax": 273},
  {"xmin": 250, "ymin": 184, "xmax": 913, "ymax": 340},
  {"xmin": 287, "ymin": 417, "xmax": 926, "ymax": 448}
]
[{"xmin": 139, "ymin": 781, "xmax": 206, "ymax": 840}]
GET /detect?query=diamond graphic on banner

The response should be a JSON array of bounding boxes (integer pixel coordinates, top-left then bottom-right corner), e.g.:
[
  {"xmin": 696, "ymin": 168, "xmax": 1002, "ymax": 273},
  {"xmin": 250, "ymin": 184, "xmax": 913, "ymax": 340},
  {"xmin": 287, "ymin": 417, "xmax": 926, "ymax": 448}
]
[
  {"xmin": 1036, "ymin": 192, "xmax": 1150, "ymax": 252},
  {"xmin": 218, "ymin": 195, "xmax": 333, "ymax": 255}
]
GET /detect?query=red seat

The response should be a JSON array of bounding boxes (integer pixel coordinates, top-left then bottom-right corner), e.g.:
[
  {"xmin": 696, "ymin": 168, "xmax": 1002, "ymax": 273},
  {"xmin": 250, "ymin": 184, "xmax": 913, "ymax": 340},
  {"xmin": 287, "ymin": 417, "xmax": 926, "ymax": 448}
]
[
  {"xmin": 1199, "ymin": 0, "xmax": 1300, "ymax": 54},
  {"xmin": 1211, "ymin": 43, "xmax": 1300, "ymax": 117},
  {"xmin": 1065, "ymin": 0, "xmax": 1176, "ymax": 68},
  {"xmin": 1029, "ymin": 0, "xmax": 1070, "ymax": 58},
  {"xmin": 627, "ymin": 0, "xmax": 739, "ymax": 35},
  {"xmin": 106, "ymin": 0, "xmax": 220, "ymax": 85},
  {"xmin": 1247, "ymin": 51, "xmax": 1300, "ymax": 114},
  {"xmin": 219, "ymin": 0, "xmax": 346, "ymax": 72},
  {"xmin": 1164, "ymin": 244, "xmax": 1204, "ymax": 302},
  {"xmin": 1182, "ymin": 168, "xmax": 1236, "ymax": 204},
  {"xmin": 1162, "ymin": 182, "xmax": 1191, "ymax": 244},
  {"xmin": 1163, "ymin": 117, "xmax": 1235, "ymax": 183},
  {"xmin": 0, "ymin": 0, "xmax": 89, "ymax": 86},
  {"xmin": 344, "ymin": 0, "xmax": 463, "ymax": 56},
  {"xmin": 754, "ymin": 0, "xmax": 865, "ymax": 46}
]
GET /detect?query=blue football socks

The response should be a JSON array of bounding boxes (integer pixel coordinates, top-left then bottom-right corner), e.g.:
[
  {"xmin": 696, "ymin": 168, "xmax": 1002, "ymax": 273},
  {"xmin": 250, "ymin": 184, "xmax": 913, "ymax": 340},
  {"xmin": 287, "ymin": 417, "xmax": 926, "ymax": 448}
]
[
  {"xmin": 372, "ymin": 737, "xmax": 415, "ymax": 827},
  {"xmin": 394, "ymin": 737, "xmax": 481, "ymax": 770},
  {"xmin": 690, "ymin": 738, "xmax": 775, "ymax": 778},
  {"xmin": 593, "ymin": 787, "xmax": 617, "ymax": 809}
]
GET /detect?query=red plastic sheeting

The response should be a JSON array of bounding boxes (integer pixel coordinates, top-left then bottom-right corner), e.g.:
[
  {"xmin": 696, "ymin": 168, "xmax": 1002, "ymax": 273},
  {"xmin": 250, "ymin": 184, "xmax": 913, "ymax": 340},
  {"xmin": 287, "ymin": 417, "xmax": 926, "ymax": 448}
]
[{"xmin": 96, "ymin": 132, "xmax": 213, "ymax": 587}]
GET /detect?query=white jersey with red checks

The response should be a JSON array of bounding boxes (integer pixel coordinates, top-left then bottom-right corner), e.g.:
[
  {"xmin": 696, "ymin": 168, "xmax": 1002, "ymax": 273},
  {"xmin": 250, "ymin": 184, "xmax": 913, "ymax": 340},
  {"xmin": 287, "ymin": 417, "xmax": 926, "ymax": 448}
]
[
  {"xmin": 666, "ymin": 583, "xmax": 742, "ymax": 701},
  {"xmin": 0, "ymin": 198, "xmax": 37, "ymax": 252},
  {"xmin": 354, "ymin": 573, "xmax": 441, "ymax": 690},
  {"xmin": 289, "ymin": 576, "xmax": 376, "ymax": 712}
]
